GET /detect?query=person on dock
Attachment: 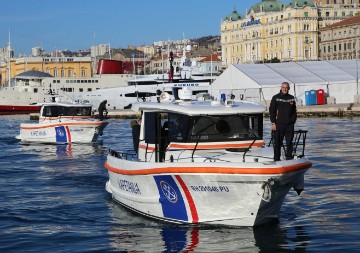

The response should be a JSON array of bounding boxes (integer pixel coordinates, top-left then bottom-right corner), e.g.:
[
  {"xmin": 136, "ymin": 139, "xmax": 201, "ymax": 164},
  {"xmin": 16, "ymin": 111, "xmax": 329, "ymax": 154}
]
[
  {"xmin": 98, "ymin": 100, "xmax": 108, "ymax": 121},
  {"xmin": 269, "ymin": 82, "xmax": 297, "ymax": 161}
]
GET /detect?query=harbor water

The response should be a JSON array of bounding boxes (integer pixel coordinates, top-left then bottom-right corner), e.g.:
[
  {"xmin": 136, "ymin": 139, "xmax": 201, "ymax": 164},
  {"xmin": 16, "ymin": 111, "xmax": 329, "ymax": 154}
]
[{"xmin": 1, "ymin": 115, "xmax": 360, "ymax": 252}]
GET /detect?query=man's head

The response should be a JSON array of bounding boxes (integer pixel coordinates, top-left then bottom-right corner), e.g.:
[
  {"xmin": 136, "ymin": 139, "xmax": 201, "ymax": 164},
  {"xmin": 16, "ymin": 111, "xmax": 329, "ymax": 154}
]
[
  {"xmin": 104, "ymin": 100, "xmax": 107, "ymax": 103},
  {"xmin": 281, "ymin": 82, "xmax": 290, "ymax": 95}
]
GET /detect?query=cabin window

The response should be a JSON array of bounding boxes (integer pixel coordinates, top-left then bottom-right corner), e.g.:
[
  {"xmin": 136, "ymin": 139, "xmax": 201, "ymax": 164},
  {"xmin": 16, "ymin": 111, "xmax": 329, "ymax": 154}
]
[
  {"xmin": 187, "ymin": 114, "xmax": 263, "ymax": 142},
  {"xmin": 124, "ymin": 92, "xmax": 157, "ymax": 98},
  {"xmin": 41, "ymin": 106, "xmax": 91, "ymax": 117},
  {"xmin": 42, "ymin": 106, "xmax": 62, "ymax": 117},
  {"xmin": 167, "ymin": 113, "xmax": 190, "ymax": 142},
  {"xmin": 64, "ymin": 107, "xmax": 92, "ymax": 116}
]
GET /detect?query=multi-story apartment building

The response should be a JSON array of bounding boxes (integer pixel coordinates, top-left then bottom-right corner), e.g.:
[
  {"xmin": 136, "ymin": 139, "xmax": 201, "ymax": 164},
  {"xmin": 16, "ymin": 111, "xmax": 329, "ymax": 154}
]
[
  {"xmin": 221, "ymin": 0, "xmax": 360, "ymax": 66},
  {"xmin": 0, "ymin": 56, "xmax": 92, "ymax": 86},
  {"xmin": 319, "ymin": 15, "xmax": 360, "ymax": 60}
]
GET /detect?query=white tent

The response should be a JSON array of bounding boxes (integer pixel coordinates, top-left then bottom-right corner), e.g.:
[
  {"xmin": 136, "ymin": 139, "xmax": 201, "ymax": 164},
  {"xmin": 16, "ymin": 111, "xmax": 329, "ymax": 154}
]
[{"xmin": 211, "ymin": 60, "xmax": 359, "ymax": 105}]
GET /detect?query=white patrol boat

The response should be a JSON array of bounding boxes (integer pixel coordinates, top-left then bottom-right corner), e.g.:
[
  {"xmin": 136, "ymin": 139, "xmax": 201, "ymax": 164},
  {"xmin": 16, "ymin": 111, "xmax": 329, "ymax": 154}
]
[
  {"xmin": 104, "ymin": 91, "xmax": 312, "ymax": 226},
  {"xmin": 16, "ymin": 100, "xmax": 108, "ymax": 144}
]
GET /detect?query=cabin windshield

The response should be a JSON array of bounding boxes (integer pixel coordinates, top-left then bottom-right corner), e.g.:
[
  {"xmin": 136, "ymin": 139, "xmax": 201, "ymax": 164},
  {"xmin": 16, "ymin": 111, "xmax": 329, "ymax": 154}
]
[
  {"xmin": 166, "ymin": 113, "xmax": 263, "ymax": 143},
  {"xmin": 42, "ymin": 106, "xmax": 92, "ymax": 117}
]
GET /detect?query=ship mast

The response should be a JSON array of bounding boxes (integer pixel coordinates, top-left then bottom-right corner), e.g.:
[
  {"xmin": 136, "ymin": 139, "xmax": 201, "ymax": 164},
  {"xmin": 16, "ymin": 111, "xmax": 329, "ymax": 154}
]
[{"xmin": 7, "ymin": 29, "xmax": 11, "ymax": 88}]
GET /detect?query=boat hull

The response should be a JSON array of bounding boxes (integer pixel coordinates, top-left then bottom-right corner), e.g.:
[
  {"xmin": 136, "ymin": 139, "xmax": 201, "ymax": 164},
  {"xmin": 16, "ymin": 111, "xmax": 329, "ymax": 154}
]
[
  {"xmin": 0, "ymin": 105, "xmax": 41, "ymax": 115},
  {"xmin": 105, "ymin": 156, "xmax": 311, "ymax": 226},
  {"xmin": 17, "ymin": 121, "xmax": 108, "ymax": 143}
]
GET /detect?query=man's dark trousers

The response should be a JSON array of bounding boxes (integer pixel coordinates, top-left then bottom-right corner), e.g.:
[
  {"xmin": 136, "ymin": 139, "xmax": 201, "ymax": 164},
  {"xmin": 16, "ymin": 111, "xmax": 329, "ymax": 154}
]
[{"xmin": 274, "ymin": 124, "xmax": 294, "ymax": 161}]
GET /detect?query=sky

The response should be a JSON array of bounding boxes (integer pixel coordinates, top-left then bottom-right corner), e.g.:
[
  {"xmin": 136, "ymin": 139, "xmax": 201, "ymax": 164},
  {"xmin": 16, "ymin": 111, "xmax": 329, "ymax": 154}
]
[{"xmin": 0, "ymin": 0, "xmax": 261, "ymax": 56}]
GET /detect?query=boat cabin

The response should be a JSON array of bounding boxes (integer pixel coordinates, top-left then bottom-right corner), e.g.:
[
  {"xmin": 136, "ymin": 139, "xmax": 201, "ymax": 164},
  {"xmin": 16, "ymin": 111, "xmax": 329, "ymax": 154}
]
[
  {"xmin": 39, "ymin": 102, "xmax": 92, "ymax": 119},
  {"xmin": 144, "ymin": 111, "xmax": 263, "ymax": 143},
  {"xmin": 133, "ymin": 101, "xmax": 266, "ymax": 162}
]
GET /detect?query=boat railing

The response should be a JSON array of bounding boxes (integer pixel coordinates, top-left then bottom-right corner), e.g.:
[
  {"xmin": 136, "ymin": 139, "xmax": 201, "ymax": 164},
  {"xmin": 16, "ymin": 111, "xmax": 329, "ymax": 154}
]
[
  {"xmin": 268, "ymin": 130, "xmax": 308, "ymax": 158},
  {"xmin": 108, "ymin": 149, "xmax": 138, "ymax": 160},
  {"xmin": 189, "ymin": 132, "xmax": 260, "ymax": 162}
]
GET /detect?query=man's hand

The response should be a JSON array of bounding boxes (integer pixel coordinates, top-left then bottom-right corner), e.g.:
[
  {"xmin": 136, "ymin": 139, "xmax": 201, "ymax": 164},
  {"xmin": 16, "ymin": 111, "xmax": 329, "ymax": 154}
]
[{"xmin": 272, "ymin": 123, "xmax": 276, "ymax": 131}]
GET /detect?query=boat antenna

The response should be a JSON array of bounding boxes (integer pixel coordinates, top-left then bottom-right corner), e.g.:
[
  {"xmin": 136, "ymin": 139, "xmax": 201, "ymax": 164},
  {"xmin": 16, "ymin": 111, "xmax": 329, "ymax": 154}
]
[
  {"xmin": 92, "ymin": 31, "xmax": 96, "ymax": 75},
  {"xmin": 210, "ymin": 53, "xmax": 213, "ymax": 99},
  {"xmin": 143, "ymin": 44, "xmax": 146, "ymax": 75}
]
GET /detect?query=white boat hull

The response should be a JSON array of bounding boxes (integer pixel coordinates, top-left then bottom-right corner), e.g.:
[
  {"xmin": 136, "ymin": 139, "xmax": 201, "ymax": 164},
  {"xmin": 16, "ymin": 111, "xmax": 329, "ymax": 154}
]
[
  {"xmin": 105, "ymin": 156, "xmax": 311, "ymax": 226},
  {"xmin": 17, "ymin": 121, "xmax": 108, "ymax": 143}
]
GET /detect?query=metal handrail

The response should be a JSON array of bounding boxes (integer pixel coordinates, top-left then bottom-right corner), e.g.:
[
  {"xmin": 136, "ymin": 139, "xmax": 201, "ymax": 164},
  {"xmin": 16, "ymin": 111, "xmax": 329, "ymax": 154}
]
[
  {"xmin": 268, "ymin": 130, "xmax": 308, "ymax": 158},
  {"xmin": 109, "ymin": 149, "xmax": 137, "ymax": 160}
]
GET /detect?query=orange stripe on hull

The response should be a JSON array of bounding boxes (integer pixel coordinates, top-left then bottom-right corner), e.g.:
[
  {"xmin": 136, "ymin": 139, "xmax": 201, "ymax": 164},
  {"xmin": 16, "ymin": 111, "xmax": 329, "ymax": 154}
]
[
  {"xmin": 168, "ymin": 141, "xmax": 265, "ymax": 149},
  {"xmin": 104, "ymin": 161, "xmax": 312, "ymax": 176},
  {"xmin": 20, "ymin": 122, "xmax": 108, "ymax": 130},
  {"xmin": 139, "ymin": 141, "xmax": 265, "ymax": 151},
  {"xmin": 40, "ymin": 116, "xmax": 91, "ymax": 120}
]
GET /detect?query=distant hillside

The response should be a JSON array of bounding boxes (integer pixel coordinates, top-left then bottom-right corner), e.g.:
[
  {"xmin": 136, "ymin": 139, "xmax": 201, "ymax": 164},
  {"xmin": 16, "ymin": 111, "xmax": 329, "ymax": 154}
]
[{"xmin": 191, "ymin": 35, "xmax": 220, "ymax": 48}]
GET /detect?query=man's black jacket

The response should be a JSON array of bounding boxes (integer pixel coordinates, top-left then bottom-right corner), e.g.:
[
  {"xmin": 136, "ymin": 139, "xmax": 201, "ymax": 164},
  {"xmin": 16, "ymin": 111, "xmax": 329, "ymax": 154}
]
[{"xmin": 269, "ymin": 92, "xmax": 297, "ymax": 125}]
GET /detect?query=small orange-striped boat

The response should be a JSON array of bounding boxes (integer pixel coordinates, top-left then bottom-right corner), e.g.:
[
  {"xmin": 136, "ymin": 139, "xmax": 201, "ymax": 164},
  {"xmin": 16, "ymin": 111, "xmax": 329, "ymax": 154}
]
[{"xmin": 16, "ymin": 101, "xmax": 108, "ymax": 143}]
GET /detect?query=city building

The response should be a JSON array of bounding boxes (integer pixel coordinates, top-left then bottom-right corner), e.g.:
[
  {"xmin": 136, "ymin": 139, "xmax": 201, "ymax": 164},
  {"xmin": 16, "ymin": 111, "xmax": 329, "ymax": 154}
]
[
  {"xmin": 0, "ymin": 56, "xmax": 92, "ymax": 87},
  {"xmin": 221, "ymin": 0, "xmax": 360, "ymax": 66},
  {"xmin": 91, "ymin": 44, "xmax": 110, "ymax": 57},
  {"xmin": 0, "ymin": 46, "xmax": 14, "ymax": 64},
  {"xmin": 197, "ymin": 54, "xmax": 222, "ymax": 75},
  {"xmin": 319, "ymin": 14, "xmax": 360, "ymax": 60}
]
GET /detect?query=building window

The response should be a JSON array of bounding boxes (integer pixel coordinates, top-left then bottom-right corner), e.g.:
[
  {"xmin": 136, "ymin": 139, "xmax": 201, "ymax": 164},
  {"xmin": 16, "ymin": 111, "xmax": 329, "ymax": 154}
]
[
  {"xmin": 68, "ymin": 70, "xmax": 72, "ymax": 77},
  {"xmin": 79, "ymin": 88, "xmax": 83, "ymax": 92},
  {"xmin": 304, "ymin": 12, "xmax": 308, "ymax": 17},
  {"xmin": 54, "ymin": 69, "xmax": 58, "ymax": 77},
  {"xmin": 61, "ymin": 69, "xmax": 65, "ymax": 77},
  {"xmin": 81, "ymin": 70, "xmax": 86, "ymax": 77}
]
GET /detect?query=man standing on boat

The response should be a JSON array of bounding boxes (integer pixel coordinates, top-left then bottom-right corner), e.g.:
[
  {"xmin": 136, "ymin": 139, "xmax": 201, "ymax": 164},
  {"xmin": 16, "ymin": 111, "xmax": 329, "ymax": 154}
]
[
  {"xmin": 130, "ymin": 118, "xmax": 141, "ymax": 153},
  {"xmin": 269, "ymin": 82, "xmax": 297, "ymax": 161},
  {"xmin": 98, "ymin": 100, "xmax": 108, "ymax": 121}
]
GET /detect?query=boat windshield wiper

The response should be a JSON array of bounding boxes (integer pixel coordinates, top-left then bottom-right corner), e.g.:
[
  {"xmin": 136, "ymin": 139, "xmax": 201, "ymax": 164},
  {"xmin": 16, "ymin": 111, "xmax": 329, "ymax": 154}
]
[
  {"xmin": 191, "ymin": 134, "xmax": 201, "ymax": 162},
  {"xmin": 242, "ymin": 132, "xmax": 257, "ymax": 162}
]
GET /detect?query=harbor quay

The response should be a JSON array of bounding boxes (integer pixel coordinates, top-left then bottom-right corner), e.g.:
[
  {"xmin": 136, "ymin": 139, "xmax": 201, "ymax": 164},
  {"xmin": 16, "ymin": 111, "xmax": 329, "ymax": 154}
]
[{"xmin": 28, "ymin": 103, "xmax": 360, "ymax": 120}]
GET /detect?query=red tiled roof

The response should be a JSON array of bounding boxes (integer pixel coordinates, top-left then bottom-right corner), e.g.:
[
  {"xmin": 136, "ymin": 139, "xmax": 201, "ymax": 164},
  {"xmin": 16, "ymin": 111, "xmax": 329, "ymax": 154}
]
[
  {"xmin": 324, "ymin": 15, "xmax": 360, "ymax": 29},
  {"xmin": 198, "ymin": 54, "xmax": 221, "ymax": 62}
]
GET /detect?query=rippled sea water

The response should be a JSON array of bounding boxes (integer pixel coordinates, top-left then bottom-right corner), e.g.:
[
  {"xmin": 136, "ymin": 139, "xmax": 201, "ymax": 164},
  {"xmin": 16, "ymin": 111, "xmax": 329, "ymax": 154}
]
[{"xmin": 0, "ymin": 115, "xmax": 360, "ymax": 252}]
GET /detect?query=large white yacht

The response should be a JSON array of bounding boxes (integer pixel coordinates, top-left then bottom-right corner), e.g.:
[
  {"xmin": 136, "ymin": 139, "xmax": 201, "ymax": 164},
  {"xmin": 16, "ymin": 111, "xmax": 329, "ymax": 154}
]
[{"xmin": 0, "ymin": 69, "xmax": 133, "ymax": 114}]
